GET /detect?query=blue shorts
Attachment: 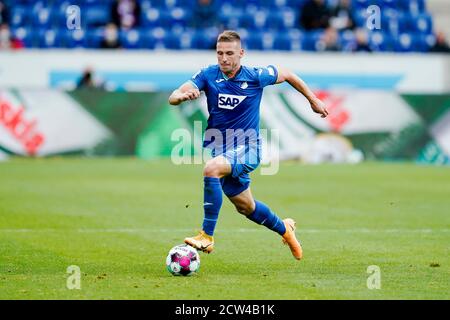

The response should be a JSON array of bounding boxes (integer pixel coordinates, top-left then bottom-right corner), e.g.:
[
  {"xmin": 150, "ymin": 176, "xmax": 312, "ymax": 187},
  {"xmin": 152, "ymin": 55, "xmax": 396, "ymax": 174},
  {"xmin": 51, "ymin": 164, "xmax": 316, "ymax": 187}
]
[{"xmin": 211, "ymin": 144, "xmax": 261, "ymax": 198}]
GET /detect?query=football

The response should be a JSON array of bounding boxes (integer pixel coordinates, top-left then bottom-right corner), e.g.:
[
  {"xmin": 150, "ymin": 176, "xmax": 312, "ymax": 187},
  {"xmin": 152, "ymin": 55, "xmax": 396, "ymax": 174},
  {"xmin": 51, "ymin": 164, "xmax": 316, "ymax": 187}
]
[{"xmin": 166, "ymin": 244, "xmax": 200, "ymax": 276}]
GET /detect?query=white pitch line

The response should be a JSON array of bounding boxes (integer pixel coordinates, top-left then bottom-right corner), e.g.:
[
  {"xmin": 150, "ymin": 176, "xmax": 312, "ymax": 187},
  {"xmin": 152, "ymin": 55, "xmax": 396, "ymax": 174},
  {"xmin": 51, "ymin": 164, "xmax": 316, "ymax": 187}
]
[{"xmin": 0, "ymin": 228, "xmax": 449, "ymax": 234}]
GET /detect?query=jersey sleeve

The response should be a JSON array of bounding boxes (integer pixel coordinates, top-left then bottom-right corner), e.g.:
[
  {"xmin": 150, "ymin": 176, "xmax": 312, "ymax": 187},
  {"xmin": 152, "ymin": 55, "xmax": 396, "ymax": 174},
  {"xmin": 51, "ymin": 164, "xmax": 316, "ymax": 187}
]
[
  {"xmin": 189, "ymin": 68, "xmax": 207, "ymax": 91},
  {"xmin": 257, "ymin": 65, "xmax": 278, "ymax": 88}
]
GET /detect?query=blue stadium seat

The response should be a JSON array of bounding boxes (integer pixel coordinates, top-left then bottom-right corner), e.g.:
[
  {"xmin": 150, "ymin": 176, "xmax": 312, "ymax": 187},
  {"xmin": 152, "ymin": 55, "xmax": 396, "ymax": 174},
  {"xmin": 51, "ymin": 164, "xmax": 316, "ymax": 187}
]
[
  {"xmin": 273, "ymin": 31, "xmax": 303, "ymax": 51},
  {"xmin": 31, "ymin": 6, "xmax": 54, "ymax": 28},
  {"xmin": 141, "ymin": 8, "xmax": 160, "ymax": 27},
  {"xmin": 381, "ymin": 12, "xmax": 403, "ymax": 35},
  {"xmin": 142, "ymin": 8, "xmax": 167, "ymax": 27},
  {"xmin": 411, "ymin": 13, "xmax": 433, "ymax": 34},
  {"xmin": 11, "ymin": 27, "xmax": 34, "ymax": 47},
  {"xmin": 191, "ymin": 30, "xmax": 216, "ymax": 49},
  {"xmin": 2, "ymin": 0, "xmax": 438, "ymax": 52},
  {"xmin": 36, "ymin": 28, "xmax": 63, "ymax": 48},
  {"xmin": 140, "ymin": 0, "xmax": 171, "ymax": 8},
  {"xmin": 260, "ymin": 0, "xmax": 288, "ymax": 8},
  {"xmin": 414, "ymin": 33, "xmax": 436, "ymax": 52},
  {"xmin": 139, "ymin": 29, "xmax": 158, "ymax": 49},
  {"xmin": 63, "ymin": 29, "xmax": 87, "ymax": 48},
  {"xmin": 86, "ymin": 28, "xmax": 104, "ymax": 48},
  {"xmin": 231, "ymin": 0, "xmax": 259, "ymax": 8},
  {"xmin": 352, "ymin": 0, "xmax": 372, "ymax": 10},
  {"xmin": 287, "ymin": 0, "xmax": 307, "ymax": 8},
  {"xmin": 398, "ymin": 0, "xmax": 426, "ymax": 15},
  {"xmin": 173, "ymin": 0, "xmax": 196, "ymax": 8},
  {"xmin": 340, "ymin": 29, "xmax": 356, "ymax": 52},
  {"xmin": 376, "ymin": 0, "xmax": 398, "ymax": 9},
  {"xmin": 302, "ymin": 30, "xmax": 322, "ymax": 51},
  {"xmin": 168, "ymin": 7, "xmax": 191, "ymax": 28},
  {"xmin": 395, "ymin": 33, "xmax": 418, "ymax": 52},
  {"xmin": 120, "ymin": 29, "xmax": 142, "ymax": 49},
  {"xmin": 238, "ymin": 11, "xmax": 264, "ymax": 30},
  {"xmin": 218, "ymin": 7, "xmax": 243, "ymax": 30},
  {"xmin": 245, "ymin": 32, "xmax": 264, "ymax": 50},
  {"xmin": 84, "ymin": 5, "xmax": 111, "ymax": 27},
  {"xmin": 160, "ymin": 31, "xmax": 178, "ymax": 49},
  {"xmin": 353, "ymin": 9, "xmax": 367, "ymax": 28},
  {"xmin": 10, "ymin": 5, "xmax": 30, "ymax": 28},
  {"xmin": 273, "ymin": 34, "xmax": 292, "ymax": 51},
  {"xmin": 178, "ymin": 31, "xmax": 194, "ymax": 49},
  {"xmin": 369, "ymin": 31, "xmax": 395, "ymax": 51},
  {"xmin": 265, "ymin": 8, "xmax": 297, "ymax": 30},
  {"xmin": 160, "ymin": 30, "xmax": 194, "ymax": 50}
]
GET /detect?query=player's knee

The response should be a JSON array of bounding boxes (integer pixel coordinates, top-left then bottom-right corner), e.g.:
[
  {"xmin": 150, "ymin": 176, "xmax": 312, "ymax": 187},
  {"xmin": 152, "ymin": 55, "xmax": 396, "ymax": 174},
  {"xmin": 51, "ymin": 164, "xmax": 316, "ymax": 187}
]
[
  {"xmin": 235, "ymin": 202, "xmax": 255, "ymax": 216},
  {"xmin": 203, "ymin": 161, "xmax": 221, "ymax": 178}
]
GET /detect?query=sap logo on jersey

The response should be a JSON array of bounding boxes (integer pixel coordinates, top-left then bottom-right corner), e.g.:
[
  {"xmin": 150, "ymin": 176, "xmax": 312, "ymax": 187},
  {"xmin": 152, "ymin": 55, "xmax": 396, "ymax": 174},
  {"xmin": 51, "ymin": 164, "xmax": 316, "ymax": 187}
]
[{"xmin": 218, "ymin": 94, "xmax": 247, "ymax": 110}]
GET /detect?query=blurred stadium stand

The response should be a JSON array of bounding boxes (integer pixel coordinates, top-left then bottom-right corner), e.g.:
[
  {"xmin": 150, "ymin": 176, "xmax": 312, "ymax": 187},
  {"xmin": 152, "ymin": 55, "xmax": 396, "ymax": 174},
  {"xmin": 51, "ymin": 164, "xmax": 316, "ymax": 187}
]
[{"xmin": 1, "ymin": 0, "xmax": 447, "ymax": 52}]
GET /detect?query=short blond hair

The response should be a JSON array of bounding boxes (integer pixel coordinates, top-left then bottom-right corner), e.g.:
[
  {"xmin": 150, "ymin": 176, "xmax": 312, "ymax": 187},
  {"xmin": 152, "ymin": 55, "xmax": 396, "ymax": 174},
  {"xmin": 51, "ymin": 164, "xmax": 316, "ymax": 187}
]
[{"xmin": 217, "ymin": 30, "xmax": 241, "ymax": 43}]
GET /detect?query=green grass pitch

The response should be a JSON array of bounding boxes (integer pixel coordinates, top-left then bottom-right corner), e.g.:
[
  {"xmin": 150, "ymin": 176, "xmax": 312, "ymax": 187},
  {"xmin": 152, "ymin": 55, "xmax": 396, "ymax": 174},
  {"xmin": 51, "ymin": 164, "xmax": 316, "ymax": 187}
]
[{"xmin": 0, "ymin": 158, "xmax": 449, "ymax": 299}]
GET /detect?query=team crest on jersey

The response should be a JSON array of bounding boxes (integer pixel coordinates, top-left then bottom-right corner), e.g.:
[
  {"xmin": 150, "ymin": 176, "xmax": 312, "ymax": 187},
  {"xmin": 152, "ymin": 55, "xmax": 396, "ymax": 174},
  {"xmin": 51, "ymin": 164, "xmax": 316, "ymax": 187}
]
[
  {"xmin": 240, "ymin": 82, "xmax": 248, "ymax": 89},
  {"xmin": 218, "ymin": 94, "xmax": 247, "ymax": 110}
]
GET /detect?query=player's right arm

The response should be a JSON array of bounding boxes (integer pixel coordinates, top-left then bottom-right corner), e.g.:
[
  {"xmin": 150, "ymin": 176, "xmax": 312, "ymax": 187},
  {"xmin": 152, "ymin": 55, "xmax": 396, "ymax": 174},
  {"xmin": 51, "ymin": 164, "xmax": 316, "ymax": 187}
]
[
  {"xmin": 168, "ymin": 82, "xmax": 201, "ymax": 106},
  {"xmin": 275, "ymin": 67, "xmax": 329, "ymax": 118}
]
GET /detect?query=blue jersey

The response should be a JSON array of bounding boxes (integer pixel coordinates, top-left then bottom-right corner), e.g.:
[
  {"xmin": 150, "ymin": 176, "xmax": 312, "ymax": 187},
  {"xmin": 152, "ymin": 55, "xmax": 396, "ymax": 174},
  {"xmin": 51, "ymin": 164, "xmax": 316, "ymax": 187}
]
[{"xmin": 189, "ymin": 64, "xmax": 278, "ymax": 152}]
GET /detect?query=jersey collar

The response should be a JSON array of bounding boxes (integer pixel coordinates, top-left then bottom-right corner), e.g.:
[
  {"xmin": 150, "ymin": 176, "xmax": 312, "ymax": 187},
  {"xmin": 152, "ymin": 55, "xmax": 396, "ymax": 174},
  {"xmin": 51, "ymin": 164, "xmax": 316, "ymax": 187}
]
[{"xmin": 218, "ymin": 66, "xmax": 252, "ymax": 82}]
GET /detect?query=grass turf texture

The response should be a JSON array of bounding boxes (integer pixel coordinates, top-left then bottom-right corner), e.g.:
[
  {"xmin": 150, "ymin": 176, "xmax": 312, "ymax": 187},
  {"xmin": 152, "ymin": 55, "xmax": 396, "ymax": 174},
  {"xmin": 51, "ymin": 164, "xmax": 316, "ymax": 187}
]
[{"xmin": 0, "ymin": 158, "xmax": 448, "ymax": 300}]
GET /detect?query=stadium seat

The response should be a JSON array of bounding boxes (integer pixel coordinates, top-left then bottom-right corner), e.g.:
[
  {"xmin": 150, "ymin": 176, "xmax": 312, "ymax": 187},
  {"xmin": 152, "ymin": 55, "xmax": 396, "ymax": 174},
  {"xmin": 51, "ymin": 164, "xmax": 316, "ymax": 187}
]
[
  {"xmin": 30, "ymin": 6, "xmax": 53, "ymax": 28},
  {"xmin": 63, "ymin": 29, "xmax": 86, "ymax": 48},
  {"xmin": 191, "ymin": 29, "xmax": 216, "ymax": 50},
  {"xmin": 287, "ymin": 0, "xmax": 307, "ymax": 8},
  {"xmin": 10, "ymin": 5, "xmax": 30, "ymax": 28},
  {"xmin": 36, "ymin": 28, "xmax": 62, "ymax": 48},
  {"xmin": 238, "ymin": 11, "xmax": 261, "ymax": 30},
  {"xmin": 352, "ymin": 0, "xmax": 372, "ymax": 10},
  {"xmin": 377, "ymin": 0, "xmax": 398, "ymax": 9},
  {"xmin": 273, "ymin": 31, "xmax": 303, "ymax": 51},
  {"xmin": 369, "ymin": 31, "xmax": 395, "ymax": 51},
  {"xmin": 141, "ymin": 8, "xmax": 164, "ymax": 27},
  {"xmin": 394, "ymin": 33, "xmax": 414, "ymax": 52},
  {"xmin": 142, "ymin": 7, "xmax": 189, "ymax": 29},
  {"xmin": 415, "ymin": 33, "xmax": 436, "ymax": 52},
  {"xmin": 244, "ymin": 32, "xmax": 277, "ymax": 51},
  {"xmin": 398, "ymin": 0, "xmax": 426, "ymax": 15},
  {"xmin": 84, "ymin": 5, "xmax": 111, "ymax": 27},
  {"xmin": 2, "ymin": 0, "xmax": 438, "ymax": 52},
  {"xmin": 168, "ymin": 7, "xmax": 191, "ymax": 29},
  {"xmin": 260, "ymin": 0, "xmax": 288, "ymax": 8},
  {"xmin": 139, "ymin": 28, "xmax": 158, "ymax": 49},
  {"xmin": 266, "ymin": 9, "xmax": 297, "ymax": 31},
  {"xmin": 173, "ymin": 0, "xmax": 197, "ymax": 8},
  {"xmin": 140, "ymin": 0, "xmax": 168, "ymax": 9},
  {"xmin": 412, "ymin": 13, "xmax": 433, "ymax": 34},
  {"xmin": 86, "ymin": 28, "xmax": 104, "ymax": 48},
  {"xmin": 340, "ymin": 29, "xmax": 357, "ymax": 51},
  {"xmin": 120, "ymin": 29, "xmax": 142, "ymax": 49},
  {"xmin": 302, "ymin": 30, "xmax": 322, "ymax": 51},
  {"xmin": 11, "ymin": 27, "xmax": 34, "ymax": 47},
  {"xmin": 353, "ymin": 9, "xmax": 367, "ymax": 28}
]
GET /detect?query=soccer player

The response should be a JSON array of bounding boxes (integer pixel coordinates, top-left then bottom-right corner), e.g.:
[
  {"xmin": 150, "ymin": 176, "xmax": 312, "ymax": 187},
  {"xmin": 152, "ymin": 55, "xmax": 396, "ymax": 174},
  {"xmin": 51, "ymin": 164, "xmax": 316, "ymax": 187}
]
[{"xmin": 168, "ymin": 30, "xmax": 328, "ymax": 260}]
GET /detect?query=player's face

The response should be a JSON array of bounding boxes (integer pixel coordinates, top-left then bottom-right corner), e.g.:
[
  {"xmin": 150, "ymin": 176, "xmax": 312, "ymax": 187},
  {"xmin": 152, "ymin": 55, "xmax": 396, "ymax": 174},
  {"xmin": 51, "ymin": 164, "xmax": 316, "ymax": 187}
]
[{"xmin": 216, "ymin": 41, "xmax": 244, "ymax": 76}]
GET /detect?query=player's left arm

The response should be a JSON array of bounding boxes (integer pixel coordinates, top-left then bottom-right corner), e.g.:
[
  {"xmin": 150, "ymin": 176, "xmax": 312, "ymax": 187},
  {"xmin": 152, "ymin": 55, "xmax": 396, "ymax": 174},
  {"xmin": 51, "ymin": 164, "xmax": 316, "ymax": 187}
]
[{"xmin": 275, "ymin": 67, "xmax": 329, "ymax": 118}]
